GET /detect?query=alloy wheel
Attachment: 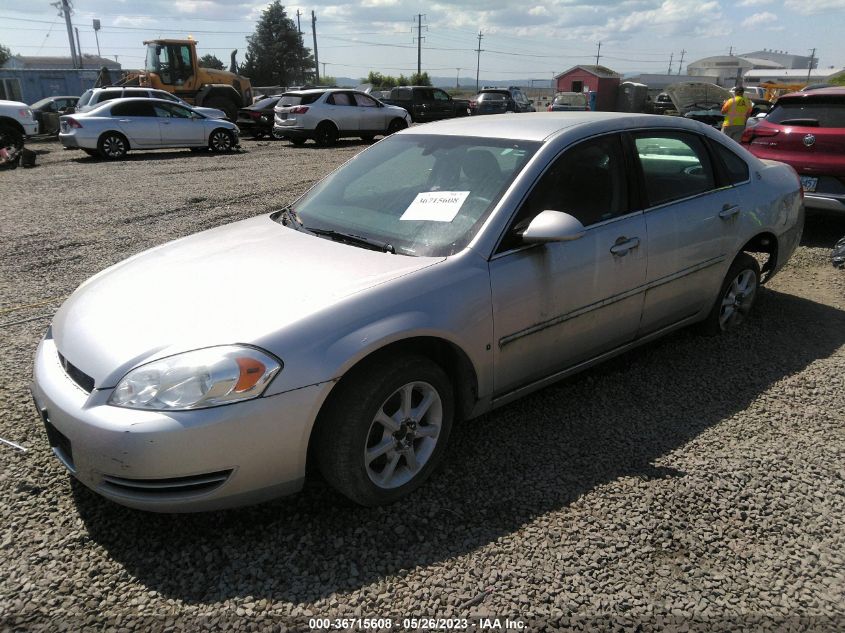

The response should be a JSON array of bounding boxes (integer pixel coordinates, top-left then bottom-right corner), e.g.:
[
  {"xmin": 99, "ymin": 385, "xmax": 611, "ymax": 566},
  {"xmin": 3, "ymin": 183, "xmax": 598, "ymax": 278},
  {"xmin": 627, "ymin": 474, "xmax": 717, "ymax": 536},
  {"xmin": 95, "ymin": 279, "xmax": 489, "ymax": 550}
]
[
  {"xmin": 102, "ymin": 135, "xmax": 126, "ymax": 158},
  {"xmin": 210, "ymin": 130, "xmax": 232, "ymax": 152},
  {"xmin": 719, "ymin": 269, "xmax": 757, "ymax": 330}
]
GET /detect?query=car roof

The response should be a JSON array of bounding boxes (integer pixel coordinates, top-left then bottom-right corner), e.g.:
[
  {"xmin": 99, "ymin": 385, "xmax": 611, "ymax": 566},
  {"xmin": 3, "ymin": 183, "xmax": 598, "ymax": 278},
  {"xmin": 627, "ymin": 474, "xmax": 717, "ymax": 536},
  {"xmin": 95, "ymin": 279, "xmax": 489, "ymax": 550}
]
[
  {"xmin": 395, "ymin": 112, "xmax": 707, "ymax": 142},
  {"xmin": 85, "ymin": 97, "xmax": 194, "ymax": 111},
  {"xmin": 778, "ymin": 87, "xmax": 845, "ymax": 101}
]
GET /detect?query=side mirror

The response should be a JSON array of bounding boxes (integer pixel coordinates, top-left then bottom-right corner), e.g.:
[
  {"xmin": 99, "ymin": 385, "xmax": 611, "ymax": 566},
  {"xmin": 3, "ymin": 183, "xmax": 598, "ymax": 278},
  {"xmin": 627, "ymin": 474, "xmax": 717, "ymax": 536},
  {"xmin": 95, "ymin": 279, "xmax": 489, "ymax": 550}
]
[{"xmin": 522, "ymin": 210, "xmax": 586, "ymax": 244}]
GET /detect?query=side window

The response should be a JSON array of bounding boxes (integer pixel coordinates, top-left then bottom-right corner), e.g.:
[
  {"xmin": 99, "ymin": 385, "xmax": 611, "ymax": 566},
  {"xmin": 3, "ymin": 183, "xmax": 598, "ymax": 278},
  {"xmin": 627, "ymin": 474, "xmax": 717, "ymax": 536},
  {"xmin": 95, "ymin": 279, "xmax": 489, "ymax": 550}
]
[
  {"xmin": 499, "ymin": 134, "xmax": 629, "ymax": 252},
  {"xmin": 354, "ymin": 93, "xmax": 378, "ymax": 107},
  {"xmin": 153, "ymin": 103, "xmax": 192, "ymax": 118},
  {"xmin": 154, "ymin": 90, "xmax": 180, "ymax": 102},
  {"xmin": 97, "ymin": 89, "xmax": 123, "ymax": 104},
  {"xmin": 633, "ymin": 132, "xmax": 716, "ymax": 207},
  {"xmin": 328, "ymin": 93, "xmax": 353, "ymax": 106},
  {"xmin": 415, "ymin": 89, "xmax": 434, "ymax": 102},
  {"xmin": 433, "ymin": 89, "xmax": 450, "ymax": 101},
  {"xmin": 111, "ymin": 101, "xmax": 156, "ymax": 117},
  {"xmin": 396, "ymin": 88, "xmax": 411, "ymax": 100},
  {"xmin": 124, "ymin": 89, "xmax": 148, "ymax": 98},
  {"xmin": 712, "ymin": 142, "xmax": 750, "ymax": 185}
]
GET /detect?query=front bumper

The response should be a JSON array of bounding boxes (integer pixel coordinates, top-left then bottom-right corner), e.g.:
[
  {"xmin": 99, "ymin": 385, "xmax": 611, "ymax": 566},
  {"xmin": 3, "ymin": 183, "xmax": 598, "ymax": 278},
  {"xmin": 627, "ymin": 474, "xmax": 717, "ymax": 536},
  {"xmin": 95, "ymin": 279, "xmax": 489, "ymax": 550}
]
[
  {"xmin": 23, "ymin": 120, "xmax": 39, "ymax": 136},
  {"xmin": 31, "ymin": 335, "xmax": 331, "ymax": 512}
]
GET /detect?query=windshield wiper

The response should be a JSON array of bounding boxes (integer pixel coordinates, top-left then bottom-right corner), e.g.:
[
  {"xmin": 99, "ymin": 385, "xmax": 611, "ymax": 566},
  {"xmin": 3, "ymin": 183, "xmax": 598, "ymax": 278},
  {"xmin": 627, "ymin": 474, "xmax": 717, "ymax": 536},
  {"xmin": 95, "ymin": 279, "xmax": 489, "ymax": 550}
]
[
  {"xmin": 276, "ymin": 206, "xmax": 303, "ymax": 230},
  {"xmin": 305, "ymin": 227, "xmax": 396, "ymax": 254}
]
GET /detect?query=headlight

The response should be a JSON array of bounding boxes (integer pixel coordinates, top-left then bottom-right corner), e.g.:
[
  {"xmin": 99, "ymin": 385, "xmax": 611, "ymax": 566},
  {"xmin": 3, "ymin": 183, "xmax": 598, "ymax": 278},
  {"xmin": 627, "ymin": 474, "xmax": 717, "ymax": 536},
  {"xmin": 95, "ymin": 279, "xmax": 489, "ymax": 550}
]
[{"xmin": 108, "ymin": 345, "xmax": 281, "ymax": 410}]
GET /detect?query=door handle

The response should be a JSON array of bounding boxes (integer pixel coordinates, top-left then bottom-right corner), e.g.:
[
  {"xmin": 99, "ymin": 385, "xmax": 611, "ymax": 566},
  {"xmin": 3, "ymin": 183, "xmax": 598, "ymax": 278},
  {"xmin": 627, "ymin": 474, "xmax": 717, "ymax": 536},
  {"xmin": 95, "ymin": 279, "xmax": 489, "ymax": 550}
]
[
  {"xmin": 161, "ymin": 121, "xmax": 171, "ymax": 125},
  {"xmin": 610, "ymin": 236, "xmax": 640, "ymax": 257},
  {"xmin": 118, "ymin": 119, "xmax": 130, "ymax": 122},
  {"xmin": 719, "ymin": 204, "xmax": 740, "ymax": 219}
]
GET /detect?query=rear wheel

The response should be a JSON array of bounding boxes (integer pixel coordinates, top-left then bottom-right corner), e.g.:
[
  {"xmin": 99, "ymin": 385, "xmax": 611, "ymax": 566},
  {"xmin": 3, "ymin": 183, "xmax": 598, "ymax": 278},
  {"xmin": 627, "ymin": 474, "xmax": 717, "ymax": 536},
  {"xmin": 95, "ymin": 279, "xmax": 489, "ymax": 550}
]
[
  {"xmin": 314, "ymin": 121, "xmax": 338, "ymax": 147},
  {"xmin": 316, "ymin": 355, "xmax": 454, "ymax": 506},
  {"xmin": 700, "ymin": 253, "xmax": 760, "ymax": 335},
  {"xmin": 208, "ymin": 128, "xmax": 235, "ymax": 152},
  {"xmin": 97, "ymin": 132, "xmax": 128, "ymax": 159}
]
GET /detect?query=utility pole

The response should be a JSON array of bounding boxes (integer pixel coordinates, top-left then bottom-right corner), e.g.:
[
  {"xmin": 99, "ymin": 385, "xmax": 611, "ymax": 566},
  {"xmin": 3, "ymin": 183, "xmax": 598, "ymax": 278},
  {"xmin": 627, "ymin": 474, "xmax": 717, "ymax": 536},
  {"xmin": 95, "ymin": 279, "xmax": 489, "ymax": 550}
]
[
  {"xmin": 417, "ymin": 14, "xmax": 422, "ymax": 76},
  {"xmin": 93, "ymin": 19, "xmax": 101, "ymax": 58},
  {"xmin": 311, "ymin": 10, "xmax": 319, "ymax": 83},
  {"xmin": 728, "ymin": 46, "xmax": 733, "ymax": 56},
  {"xmin": 677, "ymin": 49, "xmax": 686, "ymax": 75},
  {"xmin": 667, "ymin": 52, "xmax": 673, "ymax": 76},
  {"xmin": 475, "ymin": 31, "xmax": 483, "ymax": 91},
  {"xmin": 456, "ymin": 68, "xmax": 460, "ymax": 89},
  {"xmin": 595, "ymin": 41, "xmax": 601, "ymax": 66},
  {"xmin": 296, "ymin": 10, "xmax": 301, "ymax": 33},
  {"xmin": 807, "ymin": 48, "xmax": 816, "ymax": 84},
  {"xmin": 294, "ymin": 10, "xmax": 302, "ymax": 84},
  {"xmin": 56, "ymin": 0, "xmax": 78, "ymax": 69},
  {"xmin": 322, "ymin": 62, "xmax": 327, "ymax": 78},
  {"xmin": 75, "ymin": 27, "xmax": 83, "ymax": 68}
]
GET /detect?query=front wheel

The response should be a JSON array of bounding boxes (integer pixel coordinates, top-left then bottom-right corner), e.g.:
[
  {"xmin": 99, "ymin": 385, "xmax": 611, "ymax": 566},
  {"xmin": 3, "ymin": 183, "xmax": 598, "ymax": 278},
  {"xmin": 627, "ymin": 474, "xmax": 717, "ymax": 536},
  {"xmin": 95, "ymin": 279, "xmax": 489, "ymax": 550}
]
[
  {"xmin": 700, "ymin": 253, "xmax": 760, "ymax": 335},
  {"xmin": 316, "ymin": 356, "xmax": 454, "ymax": 506},
  {"xmin": 386, "ymin": 118, "xmax": 407, "ymax": 135},
  {"xmin": 208, "ymin": 129, "xmax": 235, "ymax": 152}
]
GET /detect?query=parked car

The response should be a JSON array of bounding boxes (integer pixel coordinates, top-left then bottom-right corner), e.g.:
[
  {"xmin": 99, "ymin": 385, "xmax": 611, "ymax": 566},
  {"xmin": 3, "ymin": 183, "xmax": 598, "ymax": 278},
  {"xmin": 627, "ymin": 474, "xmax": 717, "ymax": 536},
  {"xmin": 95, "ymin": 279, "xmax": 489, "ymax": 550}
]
[
  {"xmin": 0, "ymin": 99, "xmax": 38, "ymax": 155},
  {"xmin": 237, "ymin": 95, "xmax": 282, "ymax": 139},
  {"xmin": 832, "ymin": 235, "xmax": 845, "ymax": 268},
  {"xmin": 59, "ymin": 97, "xmax": 239, "ymax": 159},
  {"xmin": 75, "ymin": 87, "xmax": 226, "ymax": 120},
  {"xmin": 30, "ymin": 95, "xmax": 79, "ymax": 136},
  {"xmin": 380, "ymin": 86, "xmax": 471, "ymax": 123},
  {"xmin": 470, "ymin": 88, "xmax": 534, "ymax": 115},
  {"xmin": 741, "ymin": 87, "xmax": 845, "ymax": 214},
  {"xmin": 652, "ymin": 92, "xmax": 675, "ymax": 115},
  {"xmin": 273, "ymin": 89, "xmax": 411, "ymax": 146},
  {"xmin": 547, "ymin": 92, "xmax": 589, "ymax": 112},
  {"xmin": 32, "ymin": 112, "xmax": 803, "ymax": 512}
]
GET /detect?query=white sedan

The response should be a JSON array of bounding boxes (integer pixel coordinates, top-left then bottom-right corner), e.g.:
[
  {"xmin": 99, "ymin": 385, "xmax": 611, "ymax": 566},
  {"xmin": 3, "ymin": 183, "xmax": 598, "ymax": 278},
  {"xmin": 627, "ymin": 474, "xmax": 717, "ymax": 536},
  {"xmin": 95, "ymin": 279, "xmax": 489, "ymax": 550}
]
[{"xmin": 59, "ymin": 97, "xmax": 240, "ymax": 159}]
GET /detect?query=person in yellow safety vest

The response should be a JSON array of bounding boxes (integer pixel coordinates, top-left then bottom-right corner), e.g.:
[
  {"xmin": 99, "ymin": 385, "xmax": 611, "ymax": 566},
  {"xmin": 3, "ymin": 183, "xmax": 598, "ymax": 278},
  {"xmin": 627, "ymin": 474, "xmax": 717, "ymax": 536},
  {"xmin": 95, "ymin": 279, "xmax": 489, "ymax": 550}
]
[{"xmin": 721, "ymin": 86, "xmax": 752, "ymax": 141}]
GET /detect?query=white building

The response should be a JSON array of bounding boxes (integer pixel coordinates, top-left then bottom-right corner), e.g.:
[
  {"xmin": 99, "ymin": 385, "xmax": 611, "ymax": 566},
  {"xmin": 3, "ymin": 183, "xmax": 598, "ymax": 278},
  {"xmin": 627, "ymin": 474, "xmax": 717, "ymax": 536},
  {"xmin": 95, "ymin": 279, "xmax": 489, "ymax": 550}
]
[
  {"xmin": 743, "ymin": 67, "xmax": 845, "ymax": 86},
  {"xmin": 687, "ymin": 55, "xmax": 783, "ymax": 87}
]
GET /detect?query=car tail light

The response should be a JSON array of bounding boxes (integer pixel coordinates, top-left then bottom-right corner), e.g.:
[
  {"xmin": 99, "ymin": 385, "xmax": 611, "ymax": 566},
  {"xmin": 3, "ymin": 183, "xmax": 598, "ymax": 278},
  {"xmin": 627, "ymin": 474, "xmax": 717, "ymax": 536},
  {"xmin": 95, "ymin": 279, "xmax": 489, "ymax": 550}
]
[
  {"xmin": 547, "ymin": 104, "xmax": 552, "ymax": 112},
  {"xmin": 741, "ymin": 126, "xmax": 778, "ymax": 143},
  {"xmin": 289, "ymin": 106, "xmax": 309, "ymax": 115},
  {"xmin": 250, "ymin": 111, "xmax": 262, "ymax": 120},
  {"xmin": 469, "ymin": 100, "xmax": 477, "ymax": 108},
  {"xmin": 65, "ymin": 117, "xmax": 83, "ymax": 129}
]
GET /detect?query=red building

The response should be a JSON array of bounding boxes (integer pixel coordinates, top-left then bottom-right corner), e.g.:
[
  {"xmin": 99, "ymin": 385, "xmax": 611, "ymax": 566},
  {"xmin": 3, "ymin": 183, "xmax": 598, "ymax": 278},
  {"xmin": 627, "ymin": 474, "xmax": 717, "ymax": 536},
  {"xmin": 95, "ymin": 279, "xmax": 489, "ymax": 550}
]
[{"xmin": 554, "ymin": 65, "xmax": 621, "ymax": 112}]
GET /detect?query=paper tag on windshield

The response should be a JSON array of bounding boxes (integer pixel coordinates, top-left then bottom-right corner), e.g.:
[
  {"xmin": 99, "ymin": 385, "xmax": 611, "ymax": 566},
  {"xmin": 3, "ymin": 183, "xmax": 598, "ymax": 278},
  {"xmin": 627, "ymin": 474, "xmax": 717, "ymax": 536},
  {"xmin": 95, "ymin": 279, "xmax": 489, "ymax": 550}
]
[{"xmin": 400, "ymin": 191, "xmax": 470, "ymax": 222}]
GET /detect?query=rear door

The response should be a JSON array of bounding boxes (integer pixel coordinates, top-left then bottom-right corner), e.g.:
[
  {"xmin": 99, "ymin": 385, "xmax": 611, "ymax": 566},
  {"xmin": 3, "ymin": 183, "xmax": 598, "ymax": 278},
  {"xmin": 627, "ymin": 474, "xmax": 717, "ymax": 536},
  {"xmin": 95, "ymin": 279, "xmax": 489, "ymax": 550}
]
[
  {"xmin": 325, "ymin": 92, "xmax": 359, "ymax": 132},
  {"xmin": 632, "ymin": 131, "xmax": 736, "ymax": 335},
  {"xmin": 110, "ymin": 100, "xmax": 160, "ymax": 146}
]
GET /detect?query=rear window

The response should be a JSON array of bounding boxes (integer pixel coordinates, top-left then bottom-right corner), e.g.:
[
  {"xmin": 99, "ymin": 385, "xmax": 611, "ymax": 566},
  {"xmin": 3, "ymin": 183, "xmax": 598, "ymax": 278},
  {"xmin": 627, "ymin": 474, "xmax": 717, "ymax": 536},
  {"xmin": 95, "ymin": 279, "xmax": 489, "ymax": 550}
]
[
  {"xmin": 78, "ymin": 90, "xmax": 93, "ymax": 106},
  {"xmin": 279, "ymin": 92, "xmax": 323, "ymax": 107},
  {"xmin": 478, "ymin": 93, "xmax": 507, "ymax": 101},
  {"xmin": 767, "ymin": 99, "xmax": 845, "ymax": 128},
  {"xmin": 252, "ymin": 96, "xmax": 280, "ymax": 109},
  {"xmin": 553, "ymin": 94, "xmax": 587, "ymax": 107}
]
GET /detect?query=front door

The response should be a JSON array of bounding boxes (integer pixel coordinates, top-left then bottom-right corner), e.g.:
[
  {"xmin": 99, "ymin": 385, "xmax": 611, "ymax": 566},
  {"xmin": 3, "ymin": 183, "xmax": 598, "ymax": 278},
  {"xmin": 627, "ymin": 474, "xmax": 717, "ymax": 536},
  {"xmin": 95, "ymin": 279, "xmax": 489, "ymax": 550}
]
[
  {"xmin": 489, "ymin": 133, "xmax": 648, "ymax": 395},
  {"xmin": 152, "ymin": 102, "xmax": 206, "ymax": 145},
  {"xmin": 354, "ymin": 92, "xmax": 387, "ymax": 133}
]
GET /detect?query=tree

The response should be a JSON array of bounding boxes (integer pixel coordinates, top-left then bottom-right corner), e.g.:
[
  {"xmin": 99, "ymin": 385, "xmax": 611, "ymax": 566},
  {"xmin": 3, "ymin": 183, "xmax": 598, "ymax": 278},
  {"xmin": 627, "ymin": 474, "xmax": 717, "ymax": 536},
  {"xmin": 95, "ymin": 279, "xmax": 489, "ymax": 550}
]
[
  {"xmin": 198, "ymin": 53, "xmax": 224, "ymax": 70},
  {"xmin": 0, "ymin": 44, "xmax": 10, "ymax": 68},
  {"xmin": 410, "ymin": 72, "xmax": 431, "ymax": 86},
  {"xmin": 241, "ymin": 1, "xmax": 314, "ymax": 86}
]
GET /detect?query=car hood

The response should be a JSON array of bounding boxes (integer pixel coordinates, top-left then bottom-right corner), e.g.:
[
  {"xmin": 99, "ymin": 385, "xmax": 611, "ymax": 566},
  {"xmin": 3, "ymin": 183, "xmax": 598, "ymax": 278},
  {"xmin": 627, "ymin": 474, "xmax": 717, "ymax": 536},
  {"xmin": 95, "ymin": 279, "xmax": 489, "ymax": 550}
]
[
  {"xmin": 53, "ymin": 215, "xmax": 443, "ymax": 386},
  {"xmin": 665, "ymin": 82, "xmax": 730, "ymax": 114},
  {"xmin": 194, "ymin": 106, "xmax": 226, "ymax": 119}
]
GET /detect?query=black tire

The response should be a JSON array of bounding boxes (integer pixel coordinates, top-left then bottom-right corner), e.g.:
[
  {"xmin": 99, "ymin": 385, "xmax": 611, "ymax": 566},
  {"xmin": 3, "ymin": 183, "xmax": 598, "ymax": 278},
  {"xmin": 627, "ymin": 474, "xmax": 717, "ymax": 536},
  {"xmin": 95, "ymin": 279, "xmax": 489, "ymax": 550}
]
[
  {"xmin": 315, "ymin": 355, "xmax": 454, "ymax": 506},
  {"xmin": 289, "ymin": 137, "xmax": 306, "ymax": 146},
  {"xmin": 271, "ymin": 127, "xmax": 286, "ymax": 141},
  {"xmin": 97, "ymin": 132, "xmax": 128, "ymax": 159},
  {"xmin": 699, "ymin": 252, "xmax": 761, "ymax": 335},
  {"xmin": 360, "ymin": 135, "xmax": 375, "ymax": 143},
  {"xmin": 0, "ymin": 124, "xmax": 23, "ymax": 155},
  {"xmin": 386, "ymin": 118, "xmax": 407, "ymax": 135},
  {"xmin": 314, "ymin": 121, "xmax": 338, "ymax": 147},
  {"xmin": 208, "ymin": 128, "xmax": 235, "ymax": 152},
  {"xmin": 203, "ymin": 96, "xmax": 238, "ymax": 122}
]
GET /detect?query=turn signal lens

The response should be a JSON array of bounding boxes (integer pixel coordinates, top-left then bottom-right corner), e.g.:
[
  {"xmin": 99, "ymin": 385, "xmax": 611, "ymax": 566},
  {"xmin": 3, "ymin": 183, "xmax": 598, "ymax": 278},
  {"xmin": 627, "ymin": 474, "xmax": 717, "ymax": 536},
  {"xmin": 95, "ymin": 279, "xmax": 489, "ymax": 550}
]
[{"xmin": 235, "ymin": 357, "xmax": 267, "ymax": 393}]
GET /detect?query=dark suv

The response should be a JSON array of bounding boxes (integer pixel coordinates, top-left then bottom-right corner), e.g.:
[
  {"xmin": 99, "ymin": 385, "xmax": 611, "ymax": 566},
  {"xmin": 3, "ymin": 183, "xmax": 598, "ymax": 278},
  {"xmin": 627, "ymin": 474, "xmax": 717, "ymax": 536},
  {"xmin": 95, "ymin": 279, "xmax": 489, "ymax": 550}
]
[
  {"xmin": 470, "ymin": 87, "xmax": 534, "ymax": 115},
  {"xmin": 741, "ymin": 88, "xmax": 845, "ymax": 214}
]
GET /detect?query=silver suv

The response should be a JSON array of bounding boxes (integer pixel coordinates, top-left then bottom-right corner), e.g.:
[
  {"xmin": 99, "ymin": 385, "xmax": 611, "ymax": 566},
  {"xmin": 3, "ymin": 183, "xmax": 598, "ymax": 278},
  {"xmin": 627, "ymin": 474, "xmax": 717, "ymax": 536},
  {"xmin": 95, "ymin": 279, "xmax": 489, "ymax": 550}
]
[
  {"xmin": 273, "ymin": 89, "xmax": 411, "ymax": 146},
  {"xmin": 76, "ymin": 88, "xmax": 226, "ymax": 119}
]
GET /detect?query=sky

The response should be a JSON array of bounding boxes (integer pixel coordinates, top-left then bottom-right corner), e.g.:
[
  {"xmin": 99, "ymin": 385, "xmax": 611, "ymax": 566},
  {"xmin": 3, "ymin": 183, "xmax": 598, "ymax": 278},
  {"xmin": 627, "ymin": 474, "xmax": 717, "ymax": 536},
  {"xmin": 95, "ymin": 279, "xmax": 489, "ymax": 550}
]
[{"xmin": 1, "ymin": 0, "xmax": 844, "ymax": 84}]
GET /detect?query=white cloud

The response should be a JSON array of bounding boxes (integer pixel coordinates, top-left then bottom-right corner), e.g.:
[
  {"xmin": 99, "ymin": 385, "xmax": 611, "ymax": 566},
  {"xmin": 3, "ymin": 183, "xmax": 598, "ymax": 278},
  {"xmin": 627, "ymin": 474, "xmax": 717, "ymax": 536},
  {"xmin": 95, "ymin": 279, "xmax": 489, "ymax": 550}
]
[
  {"xmin": 528, "ymin": 5, "xmax": 550, "ymax": 16},
  {"xmin": 784, "ymin": 0, "xmax": 845, "ymax": 14},
  {"xmin": 741, "ymin": 11, "xmax": 778, "ymax": 28},
  {"xmin": 602, "ymin": 0, "xmax": 728, "ymax": 38},
  {"xmin": 738, "ymin": 0, "xmax": 767, "ymax": 5}
]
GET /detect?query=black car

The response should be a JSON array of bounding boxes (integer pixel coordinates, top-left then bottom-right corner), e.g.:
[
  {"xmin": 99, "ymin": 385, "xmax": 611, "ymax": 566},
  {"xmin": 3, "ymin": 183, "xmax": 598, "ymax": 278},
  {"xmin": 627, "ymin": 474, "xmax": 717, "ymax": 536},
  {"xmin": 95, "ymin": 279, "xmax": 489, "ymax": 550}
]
[
  {"xmin": 237, "ymin": 95, "xmax": 283, "ymax": 139},
  {"xmin": 30, "ymin": 95, "xmax": 79, "ymax": 135},
  {"xmin": 469, "ymin": 88, "xmax": 534, "ymax": 115}
]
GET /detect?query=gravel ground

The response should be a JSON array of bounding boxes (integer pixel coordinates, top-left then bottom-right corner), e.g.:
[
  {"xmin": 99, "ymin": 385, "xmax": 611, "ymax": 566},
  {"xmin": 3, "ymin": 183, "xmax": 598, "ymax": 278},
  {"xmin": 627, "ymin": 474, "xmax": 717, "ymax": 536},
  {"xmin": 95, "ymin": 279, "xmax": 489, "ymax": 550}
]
[{"xmin": 1, "ymin": 138, "xmax": 844, "ymax": 632}]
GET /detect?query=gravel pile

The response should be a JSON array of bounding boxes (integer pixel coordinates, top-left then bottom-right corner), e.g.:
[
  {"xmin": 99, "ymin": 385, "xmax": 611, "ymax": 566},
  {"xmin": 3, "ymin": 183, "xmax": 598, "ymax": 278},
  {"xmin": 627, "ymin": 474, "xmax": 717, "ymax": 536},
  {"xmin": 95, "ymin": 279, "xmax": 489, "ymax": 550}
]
[{"xmin": 1, "ymin": 139, "xmax": 843, "ymax": 631}]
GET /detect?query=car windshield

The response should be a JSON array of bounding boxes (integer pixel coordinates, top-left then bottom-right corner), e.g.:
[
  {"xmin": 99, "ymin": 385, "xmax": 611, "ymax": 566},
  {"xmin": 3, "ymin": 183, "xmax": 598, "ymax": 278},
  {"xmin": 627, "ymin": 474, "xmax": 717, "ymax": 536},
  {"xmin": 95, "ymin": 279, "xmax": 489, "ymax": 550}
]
[
  {"xmin": 30, "ymin": 98, "xmax": 53, "ymax": 109},
  {"xmin": 279, "ymin": 92, "xmax": 323, "ymax": 107},
  {"xmin": 767, "ymin": 99, "xmax": 845, "ymax": 127},
  {"xmin": 78, "ymin": 90, "xmax": 93, "ymax": 107},
  {"xmin": 478, "ymin": 93, "xmax": 507, "ymax": 101},
  {"xmin": 287, "ymin": 134, "xmax": 540, "ymax": 257},
  {"xmin": 553, "ymin": 94, "xmax": 587, "ymax": 106}
]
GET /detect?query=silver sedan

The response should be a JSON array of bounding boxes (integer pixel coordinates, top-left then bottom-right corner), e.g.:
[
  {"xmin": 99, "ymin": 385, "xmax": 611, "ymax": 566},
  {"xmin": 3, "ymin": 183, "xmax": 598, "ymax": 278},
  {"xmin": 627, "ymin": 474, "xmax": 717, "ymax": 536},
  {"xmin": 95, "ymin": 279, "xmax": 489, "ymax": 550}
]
[
  {"xmin": 33, "ymin": 113, "xmax": 804, "ymax": 511},
  {"xmin": 59, "ymin": 97, "xmax": 239, "ymax": 159}
]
